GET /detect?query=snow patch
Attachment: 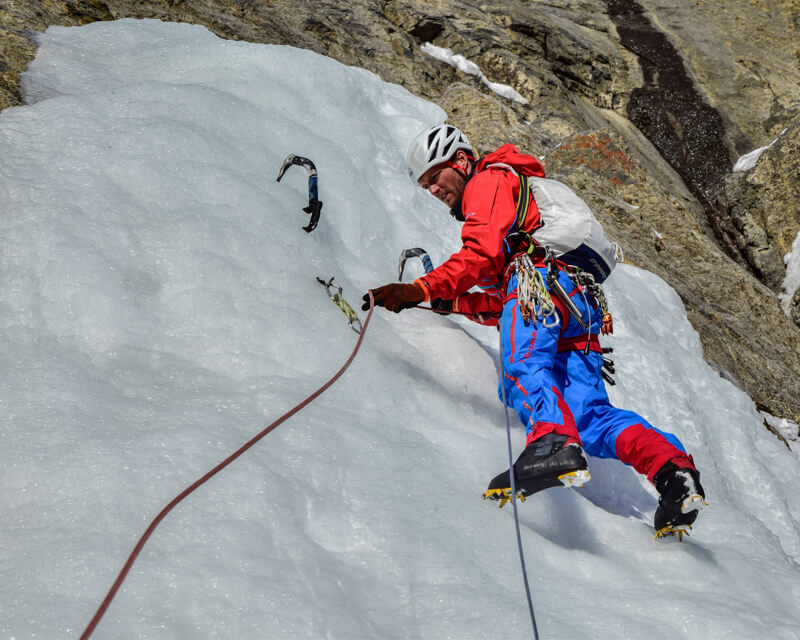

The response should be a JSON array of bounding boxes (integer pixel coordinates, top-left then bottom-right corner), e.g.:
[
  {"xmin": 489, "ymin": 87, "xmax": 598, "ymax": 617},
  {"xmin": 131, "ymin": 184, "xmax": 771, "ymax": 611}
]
[
  {"xmin": 762, "ymin": 412, "xmax": 800, "ymax": 457},
  {"xmin": 420, "ymin": 42, "xmax": 528, "ymax": 104},
  {"xmin": 733, "ymin": 128, "xmax": 788, "ymax": 172}
]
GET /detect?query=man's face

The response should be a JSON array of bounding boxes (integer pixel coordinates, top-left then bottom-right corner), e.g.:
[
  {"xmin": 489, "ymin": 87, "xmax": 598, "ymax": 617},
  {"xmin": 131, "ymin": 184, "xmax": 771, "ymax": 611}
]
[{"xmin": 418, "ymin": 154, "xmax": 468, "ymax": 207}]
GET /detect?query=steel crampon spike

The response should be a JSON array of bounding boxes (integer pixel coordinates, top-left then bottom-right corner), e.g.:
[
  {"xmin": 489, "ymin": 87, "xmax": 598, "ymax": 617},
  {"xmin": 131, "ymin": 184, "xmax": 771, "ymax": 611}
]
[{"xmin": 654, "ymin": 525, "xmax": 692, "ymax": 541}]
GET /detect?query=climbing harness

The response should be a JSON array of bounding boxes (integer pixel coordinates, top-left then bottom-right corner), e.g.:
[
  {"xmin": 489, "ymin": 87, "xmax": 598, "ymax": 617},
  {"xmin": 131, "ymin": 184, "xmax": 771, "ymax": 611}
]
[
  {"xmin": 276, "ymin": 154, "xmax": 323, "ymax": 232},
  {"xmin": 317, "ymin": 276, "xmax": 362, "ymax": 334},
  {"xmin": 514, "ymin": 250, "xmax": 618, "ymax": 385},
  {"xmin": 514, "ymin": 253, "xmax": 558, "ymax": 327},
  {"xmin": 398, "ymin": 247, "xmax": 434, "ymax": 280},
  {"xmin": 80, "ymin": 294, "xmax": 375, "ymax": 639}
]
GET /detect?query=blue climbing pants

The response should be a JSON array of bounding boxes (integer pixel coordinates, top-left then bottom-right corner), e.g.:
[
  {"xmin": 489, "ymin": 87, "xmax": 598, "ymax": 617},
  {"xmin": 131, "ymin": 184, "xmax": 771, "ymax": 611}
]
[{"xmin": 499, "ymin": 267, "xmax": 693, "ymax": 482}]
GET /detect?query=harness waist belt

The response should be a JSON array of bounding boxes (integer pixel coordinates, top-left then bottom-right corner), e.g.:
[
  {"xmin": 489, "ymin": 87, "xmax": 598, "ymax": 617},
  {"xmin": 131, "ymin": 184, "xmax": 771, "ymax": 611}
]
[{"xmin": 557, "ymin": 334, "xmax": 601, "ymax": 353}]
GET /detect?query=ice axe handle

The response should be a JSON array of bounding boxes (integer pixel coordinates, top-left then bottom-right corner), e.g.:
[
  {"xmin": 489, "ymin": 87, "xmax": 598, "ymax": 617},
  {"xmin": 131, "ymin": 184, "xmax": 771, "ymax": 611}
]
[
  {"xmin": 398, "ymin": 248, "xmax": 434, "ymax": 280},
  {"xmin": 302, "ymin": 197, "xmax": 322, "ymax": 233},
  {"xmin": 420, "ymin": 254, "xmax": 434, "ymax": 274}
]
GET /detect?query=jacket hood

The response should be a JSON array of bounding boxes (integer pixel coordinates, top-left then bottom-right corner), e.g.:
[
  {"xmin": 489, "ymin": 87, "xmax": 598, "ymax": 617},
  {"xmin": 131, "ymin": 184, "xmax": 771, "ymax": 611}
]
[
  {"xmin": 449, "ymin": 144, "xmax": 545, "ymax": 221},
  {"xmin": 475, "ymin": 144, "xmax": 546, "ymax": 177}
]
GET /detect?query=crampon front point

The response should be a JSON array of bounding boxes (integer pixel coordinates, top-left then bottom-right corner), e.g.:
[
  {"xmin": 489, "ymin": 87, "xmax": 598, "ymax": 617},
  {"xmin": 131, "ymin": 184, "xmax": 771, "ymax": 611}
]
[{"xmin": 654, "ymin": 493, "xmax": 707, "ymax": 541}]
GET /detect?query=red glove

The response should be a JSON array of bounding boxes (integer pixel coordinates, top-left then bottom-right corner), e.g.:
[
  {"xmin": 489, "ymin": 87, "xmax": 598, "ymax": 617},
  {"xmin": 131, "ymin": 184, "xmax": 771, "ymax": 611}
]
[{"xmin": 363, "ymin": 282, "xmax": 426, "ymax": 313}]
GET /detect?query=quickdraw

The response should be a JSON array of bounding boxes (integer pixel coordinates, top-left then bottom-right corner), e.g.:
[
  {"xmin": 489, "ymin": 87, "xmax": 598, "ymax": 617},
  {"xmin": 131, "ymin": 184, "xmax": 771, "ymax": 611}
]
[
  {"xmin": 276, "ymin": 154, "xmax": 323, "ymax": 232},
  {"xmin": 515, "ymin": 254, "xmax": 558, "ymax": 327},
  {"xmin": 317, "ymin": 276, "xmax": 362, "ymax": 334}
]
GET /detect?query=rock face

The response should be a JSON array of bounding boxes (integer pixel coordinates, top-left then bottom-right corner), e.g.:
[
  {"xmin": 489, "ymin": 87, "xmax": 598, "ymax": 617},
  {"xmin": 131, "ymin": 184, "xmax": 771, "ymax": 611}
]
[
  {"xmin": 791, "ymin": 289, "xmax": 800, "ymax": 328},
  {"xmin": 725, "ymin": 123, "xmax": 800, "ymax": 291},
  {"xmin": 1, "ymin": 0, "xmax": 799, "ymax": 429}
]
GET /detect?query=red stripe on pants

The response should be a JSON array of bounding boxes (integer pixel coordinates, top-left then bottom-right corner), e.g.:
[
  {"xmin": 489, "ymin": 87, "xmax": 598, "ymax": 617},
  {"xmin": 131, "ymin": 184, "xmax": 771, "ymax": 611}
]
[
  {"xmin": 614, "ymin": 423, "xmax": 695, "ymax": 482},
  {"xmin": 524, "ymin": 385, "xmax": 581, "ymax": 447}
]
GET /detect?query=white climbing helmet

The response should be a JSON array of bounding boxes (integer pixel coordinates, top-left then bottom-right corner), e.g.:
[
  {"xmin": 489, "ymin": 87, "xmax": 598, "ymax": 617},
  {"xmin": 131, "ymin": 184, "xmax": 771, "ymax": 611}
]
[{"xmin": 406, "ymin": 124, "xmax": 473, "ymax": 184}]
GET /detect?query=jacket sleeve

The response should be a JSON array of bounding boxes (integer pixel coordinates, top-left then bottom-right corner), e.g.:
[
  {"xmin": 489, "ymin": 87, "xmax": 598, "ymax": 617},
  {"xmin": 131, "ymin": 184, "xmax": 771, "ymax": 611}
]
[
  {"xmin": 416, "ymin": 168, "xmax": 522, "ymax": 301},
  {"xmin": 453, "ymin": 291, "xmax": 503, "ymax": 326}
]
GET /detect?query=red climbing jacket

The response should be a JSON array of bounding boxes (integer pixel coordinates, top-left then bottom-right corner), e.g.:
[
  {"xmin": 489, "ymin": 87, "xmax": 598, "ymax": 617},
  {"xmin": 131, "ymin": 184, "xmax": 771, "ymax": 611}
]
[{"xmin": 415, "ymin": 144, "xmax": 545, "ymax": 324}]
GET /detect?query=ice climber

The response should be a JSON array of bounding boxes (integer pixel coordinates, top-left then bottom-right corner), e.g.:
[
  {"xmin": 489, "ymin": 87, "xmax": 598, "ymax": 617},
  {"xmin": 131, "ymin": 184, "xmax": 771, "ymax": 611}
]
[{"xmin": 362, "ymin": 124, "xmax": 707, "ymax": 538}]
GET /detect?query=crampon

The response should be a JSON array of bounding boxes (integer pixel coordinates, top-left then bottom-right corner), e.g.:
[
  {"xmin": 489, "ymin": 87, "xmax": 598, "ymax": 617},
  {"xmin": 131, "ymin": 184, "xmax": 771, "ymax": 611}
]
[
  {"xmin": 483, "ymin": 468, "xmax": 591, "ymax": 508},
  {"xmin": 654, "ymin": 493, "xmax": 707, "ymax": 541}
]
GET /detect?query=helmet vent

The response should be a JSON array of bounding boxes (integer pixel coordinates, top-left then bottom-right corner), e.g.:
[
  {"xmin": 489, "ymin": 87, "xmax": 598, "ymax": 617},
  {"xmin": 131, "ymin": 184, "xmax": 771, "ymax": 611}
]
[{"xmin": 406, "ymin": 124, "xmax": 473, "ymax": 184}]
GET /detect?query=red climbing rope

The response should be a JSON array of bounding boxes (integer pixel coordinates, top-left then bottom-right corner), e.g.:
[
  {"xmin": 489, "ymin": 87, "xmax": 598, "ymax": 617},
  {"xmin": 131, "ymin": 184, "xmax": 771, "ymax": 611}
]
[
  {"xmin": 415, "ymin": 304, "xmax": 500, "ymax": 323},
  {"xmin": 81, "ymin": 292, "xmax": 375, "ymax": 639}
]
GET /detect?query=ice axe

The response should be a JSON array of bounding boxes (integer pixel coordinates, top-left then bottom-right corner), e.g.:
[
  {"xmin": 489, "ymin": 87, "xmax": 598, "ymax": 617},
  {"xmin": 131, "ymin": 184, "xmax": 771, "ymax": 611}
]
[
  {"xmin": 276, "ymin": 154, "xmax": 323, "ymax": 232},
  {"xmin": 398, "ymin": 247, "xmax": 434, "ymax": 280}
]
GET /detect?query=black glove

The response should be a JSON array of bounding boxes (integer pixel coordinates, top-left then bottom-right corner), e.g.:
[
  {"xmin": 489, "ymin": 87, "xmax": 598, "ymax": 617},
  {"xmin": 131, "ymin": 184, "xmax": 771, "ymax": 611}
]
[
  {"xmin": 430, "ymin": 298, "xmax": 453, "ymax": 315},
  {"xmin": 363, "ymin": 282, "xmax": 425, "ymax": 313}
]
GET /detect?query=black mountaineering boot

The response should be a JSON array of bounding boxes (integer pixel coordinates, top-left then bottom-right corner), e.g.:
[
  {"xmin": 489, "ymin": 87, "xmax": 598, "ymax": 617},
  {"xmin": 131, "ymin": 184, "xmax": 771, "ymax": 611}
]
[
  {"xmin": 483, "ymin": 433, "xmax": 590, "ymax": 507},
  {"xmin": 653, "ymin": 461, "xmax": 707, "ymax": 540}
]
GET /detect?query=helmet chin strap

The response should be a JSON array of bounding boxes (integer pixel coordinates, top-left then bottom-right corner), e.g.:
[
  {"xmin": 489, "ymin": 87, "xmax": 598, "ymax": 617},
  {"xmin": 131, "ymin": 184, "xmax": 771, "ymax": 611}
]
[
  {"xmin": 444, "ymin": 160, "xmax": 467, "ymax": 178},
  {"xmin": 445, "ymin": 154, "xmax": 475, "ymax": 180}
]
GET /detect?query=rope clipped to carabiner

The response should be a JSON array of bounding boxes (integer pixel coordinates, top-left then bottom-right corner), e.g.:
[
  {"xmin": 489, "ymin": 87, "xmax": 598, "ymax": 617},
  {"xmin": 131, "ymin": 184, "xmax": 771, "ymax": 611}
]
[
  {"xmin": 515, "ymin": 254, "xmax": 558, "ymax": 327},
  {"xmin": 317, "ymin": 276, "xmax": 362, "ymax": 334}
]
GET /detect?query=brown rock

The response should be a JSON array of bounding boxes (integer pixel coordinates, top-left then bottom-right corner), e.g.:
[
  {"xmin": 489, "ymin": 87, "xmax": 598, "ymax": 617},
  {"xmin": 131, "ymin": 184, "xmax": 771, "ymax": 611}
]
[{"xmin": 725, "ymin": 121, "xmax": 800, "ymax": 291}]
